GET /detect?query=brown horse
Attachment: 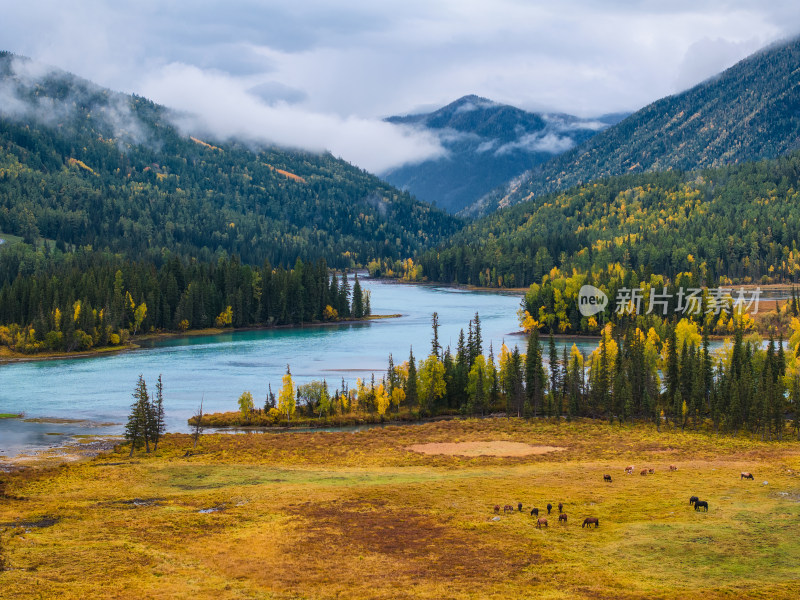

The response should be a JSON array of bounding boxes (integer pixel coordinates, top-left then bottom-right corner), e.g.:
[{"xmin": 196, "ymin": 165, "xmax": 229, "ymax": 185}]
[
  {"xmin": 669, "ymin": 465, "xmax": 678, "ymax": 471},
  {"xmin": 537, "ymin": 517, "xmax": 548, "ymax": 528},
  {"xmin": 503, "ymin": 504, "xmax": 514, "ymax": 513},
  {"xmin": 530, "ymin": 507, "xmax": 539, "ymax": 516},
  {"xmin": 518, "ymin": 502, "xmax": 523, "ymax": 512},
  {"xmin": 582, "ymin": 517, "xmax": 599, "ymax": 528},
  {"xmin": 625, "ymin": 465, "xmax": 634, "ymax": 474},
  {"xmin": 559, "ymin": 513, "xmax": 567, "ymax": 524},
  {"xmin": 648, "ymin": 468, "xmax": 655, "ymax": 474},
  {"xmin": 741, "ymin": 472, "xmax": 754, "ymax": 480},
  {"xmin": 494, "ymin": 505, "xmax": 501, "ymax": 513},
  {"xmin": 604, "ymin": 474, "xmax": 612, "ymax": 482},
  {"xmin": 558, "ymin": 502, "xmax": 563, "ymax": 513},
  {"xmin": 640, "ymin": 469, "xmax": 648, "ymax": 476}
]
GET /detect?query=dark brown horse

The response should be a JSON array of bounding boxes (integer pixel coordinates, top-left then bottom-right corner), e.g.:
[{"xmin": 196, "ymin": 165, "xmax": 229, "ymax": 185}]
[
  {"xmin": 503, "ymin": 504, "xmax": 514, "ymax": 513},
  {"xmin": 741, "ymin": 472, "xmax": 754, "ymax": 480},
  {"xmin": 558, "ymin": 502, "xmax": 563, "ymax": 513},
  {"xmin": 582, "ymin": 517, "xmax": 599, "ymax": 528},
  {"xmin": 694, "ymin": 500, "xmax": 708, "ymax": 511},
  {"xmin": 604, "ymin": 474, "xmax": 612, "ymax": 482},
  {"xmin": 559, "ymin": 513, "xmax": 567, "ymax": 523},
  {"xmin": 494, "ymin": 505, "xmax": 501, "ymax": 513},
  {"xmin": 547, "ymin": 503, "xmax": 552, "ymax": 514},
  {"xmin": 518, "ymin": 502, "xmax": 523, "ymax": 512},
  {"xmin": 537, "ymin": 517, "xmax": 548, "ymax": 528},
  {"xmin": 530, "ymin": 507, "xmax": 539, "ymax": 516},
  {"xmin": 689, "ymin": 496, "xmax": 699, "ymax": 506}
]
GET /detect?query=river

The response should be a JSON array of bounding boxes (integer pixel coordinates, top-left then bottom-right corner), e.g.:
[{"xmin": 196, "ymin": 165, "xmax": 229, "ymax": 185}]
[{"xmin": 1, "ymin": 278, "xmax": 608, "ymax": 458}]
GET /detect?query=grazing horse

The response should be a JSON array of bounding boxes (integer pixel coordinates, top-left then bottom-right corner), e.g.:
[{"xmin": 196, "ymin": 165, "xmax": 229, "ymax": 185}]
[
  {"xmin": 648, "ymin": 468, "xmax": 655, "ymax": 474},
  {"xmin": 503, "ymin": 504, "xmax": 514, "ymax": 513},
  {"xmin": 547, "ymin": 503, "xmax": 553, "ymax": 514},
  {"xmin": 494, "ymin": 505, "xmax": 501, "ymax": 513},
  {"xmin": 689, "ymin": 496, "xmax": 699, "ymax": 506},
  {"xmin": 604, "ymin": 474, "xmax": 612, "ymax": 482},
  {"xmin": 741, "ymin": 472, "xmax": 754, "ymax": 480},
  {"xmin": 537, "ymin": 517, "xmax": 548, "ymax": 528},
  {"xmin": 669, "ymin": 465, "xmax": 678, "ymax": 471},
  {"xmin": 625, "ymin": 465, "xmax": 634, "ymax": 474},
  {"xmin": 694, "ymin": 500, "xmax": 709, "ymax": 511},
  {"xmin": 530, "ymin": 507, "xmax": 539, "ymax": 517},
  {"xmin": 640, "ymin": 469, "xmax": 648, "ymax": 476},
  {"xmin": 518, "ymin": 502, "xmax": 523, "ymax": 512},
  {"xmin": 558, "ymin": 502, "xmax": 563, "ymax": 513},
  {"xmin": 582, "ymin": 517, "xmax": 599, "ymax": 528},
  {"xmin": 559, "ymin": 513, "xmax": 567, "ymax": 524}
]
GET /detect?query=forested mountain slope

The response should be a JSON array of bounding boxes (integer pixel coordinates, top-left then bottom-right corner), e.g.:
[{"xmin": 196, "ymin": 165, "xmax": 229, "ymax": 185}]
[
  {"xmin": 416, "ymin": 152, "xmax": 800, "ymax": 288},
  {"xmin": 466, "ymin": 36, "xmax": 800, "ymax": 217},
  {"xmin": 0, "ymin": 52, "xmax": 460, "ymax": 268}
]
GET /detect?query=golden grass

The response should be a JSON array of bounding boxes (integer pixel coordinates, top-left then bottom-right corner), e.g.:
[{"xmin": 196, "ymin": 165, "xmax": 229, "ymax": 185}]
[{"xmin": 1, "ymin": 418, "xmax": 799, "ymax": 599}]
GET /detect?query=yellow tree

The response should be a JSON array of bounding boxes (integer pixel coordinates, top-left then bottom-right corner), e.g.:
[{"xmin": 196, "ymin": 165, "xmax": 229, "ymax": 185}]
[
  {"xmin": 278, "ymin": 365, "xmax": 296, "ymax": 424},
  {"xmin": 238, "ymin": 391, "xmax": 254, "ymax": 422},
  {"xmin": 374, "ymin": 383, "xmax": 390, "ymax": 416}
]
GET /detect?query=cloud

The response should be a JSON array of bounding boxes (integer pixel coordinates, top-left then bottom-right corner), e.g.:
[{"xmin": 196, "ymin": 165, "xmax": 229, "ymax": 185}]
[
  {"xmin": 139, "ymin": 63, "xmax": 445, "ymax": 173},
  {"xmin": 495, "ymin": 132, "xmax": 576, "ymax": 156},
  {"xmin": 2, "ymin": 1, "xmax": 800, "ymax": 171},
  {"xmin": 0, "ymin": 56, "xmax": 153, "ymax": 148}
]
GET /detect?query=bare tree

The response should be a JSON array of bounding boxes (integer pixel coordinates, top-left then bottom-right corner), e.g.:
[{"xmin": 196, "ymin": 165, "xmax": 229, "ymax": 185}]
[{"xmin": 192, "ymin": 394, "xmax": 204, "ymax": 450}]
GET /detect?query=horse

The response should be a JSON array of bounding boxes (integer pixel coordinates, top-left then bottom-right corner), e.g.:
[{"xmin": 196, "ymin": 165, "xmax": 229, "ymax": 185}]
[
  {"xmin": 640, "ymin": 469, "xmax": 648, "ymax": 476},
  {"xmin": 518, "ymin": 502, "xmax": 523, "ymax": 512},
  {"xmin": 689, "ymin": 496, "xmax": 699, "ymax": 506},
  {"xmin": 559, "ymin": 513, "xmax": 567, "ymax": 524},
  {"xmin": 582, "ymin": 517, "xmax": 599, "ymax": 528},
  {"xmin": 558, "ymin": 502, "xmax": 563, "ymax": 513},
  {"xmin": 694, "ymin": 500, "xmax": 708, "ymax": 511},
  {"xmin": 547, "ymin": 503, "xmax": 552, "ymax": 514},
  {"xmin": 503, "ymin": 504, "xmax": 514, "ymax": 513},
  {"xmin": 537, "ymin": 517, "xmax": 548, "ymax": 528},
  {"xmin": 604, "ymin": 474, "xmax": 612, "ymax": 482},
  {"xmin": 531, "ymin": 507, "xmax": 539, "ymax": 517},
  {"xmin": 625, "ymin": 465, "xmax": 634, "ymax": 474},
  {"xmin": 494, "ymin": 505, "xmax": 501, "ymax": 513},
  {"xmin": 669, "ymin": 465, "xmax": 678, "ymax": 471},
  {"xmin": 648, "ymin": 468, "xmax": 655, "ymax": 474},
  {"xmin": 741, "ymin": 472, "xmax": 754, "ymax": 480}
]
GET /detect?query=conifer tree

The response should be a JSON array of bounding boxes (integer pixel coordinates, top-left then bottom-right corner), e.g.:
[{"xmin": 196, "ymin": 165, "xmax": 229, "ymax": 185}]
[
  {"xmin": 352, "ymin": 273, "xmax": 364, "ymax": 319},
  {"xmin": 405, "ymin": 347, "xmax": 419, "ymax": 408},
  {"xmin": 150, "ymin": 374, "xmax": 166, "ymax": 451},
  {"xmin": 125, "ymin": 374, "xmax": 150, "ymax": 456}
]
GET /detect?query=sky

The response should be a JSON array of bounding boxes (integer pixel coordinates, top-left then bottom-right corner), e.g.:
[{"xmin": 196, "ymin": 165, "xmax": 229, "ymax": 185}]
[{"xmin": 2, "ymin": 1, "xmax": 800, "ymax": 173}]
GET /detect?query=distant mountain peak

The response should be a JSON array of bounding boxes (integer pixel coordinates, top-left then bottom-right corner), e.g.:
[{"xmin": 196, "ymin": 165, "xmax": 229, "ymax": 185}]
[{"xmin": 382, "ymin": 96, "xmax": 620, "ymax": 213}]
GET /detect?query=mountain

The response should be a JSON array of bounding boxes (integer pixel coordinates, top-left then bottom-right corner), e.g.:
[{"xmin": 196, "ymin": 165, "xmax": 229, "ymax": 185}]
[
  {"xmin": 415, "ymin": 151, "xmax": 800, "ymax": 288},
  {"xmin": 0, "ymin": 52, "xmax": 460, "ymax": 268},
  {"xmin": 466, "ymin": 36, "xmax": 800, "ymax": 217},
  {"xmin": 381, "ymin": 95, "xmax": 622, "ymax": 213}
]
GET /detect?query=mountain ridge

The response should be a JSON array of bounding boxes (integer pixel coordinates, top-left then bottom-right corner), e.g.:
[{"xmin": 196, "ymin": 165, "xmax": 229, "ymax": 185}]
[{"xmin": 464, "ymin": 35, "xmax": 800, "ymax": 217}]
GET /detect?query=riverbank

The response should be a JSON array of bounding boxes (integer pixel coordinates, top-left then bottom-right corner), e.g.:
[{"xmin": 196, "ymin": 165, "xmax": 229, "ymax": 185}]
[
  {"xmin": 0, "ymin": 313, "xmax": 402, "ymax": 364},
  {"xmin": 1, "ymin": 418, "xmax": 798, "ymax": 599}
]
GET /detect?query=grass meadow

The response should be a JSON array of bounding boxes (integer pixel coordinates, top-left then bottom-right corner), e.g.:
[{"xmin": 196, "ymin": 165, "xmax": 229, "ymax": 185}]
[{"xmin": 1, "ymin": 418, "xmax": 799, "ymax": 599}]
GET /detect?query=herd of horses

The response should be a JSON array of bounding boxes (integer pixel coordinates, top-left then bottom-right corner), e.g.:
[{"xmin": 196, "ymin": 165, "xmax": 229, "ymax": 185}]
[
  {"xmin": 492, "ymin": 467, "xmax": 756, "ymax": 527},
  {"xmin": 493, "ymin": 501, "xmax": 598, "ymax": 529}
]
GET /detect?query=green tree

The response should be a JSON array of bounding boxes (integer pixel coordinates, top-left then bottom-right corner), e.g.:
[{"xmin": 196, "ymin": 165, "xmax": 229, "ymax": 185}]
[{"xmin": 125, "ymin": 374, "xmax": 150, "ymax": 456}]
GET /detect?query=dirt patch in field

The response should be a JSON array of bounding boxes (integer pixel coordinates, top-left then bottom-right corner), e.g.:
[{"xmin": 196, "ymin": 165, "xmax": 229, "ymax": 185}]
[{"xmin": 406, "ymin": 440, "xmax": 565, "ymax": 457}]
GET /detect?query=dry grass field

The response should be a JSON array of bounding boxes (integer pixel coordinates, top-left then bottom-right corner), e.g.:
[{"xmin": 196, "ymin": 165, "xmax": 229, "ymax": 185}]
[{"xmin": 1, "ymin": 419, "xmax": 799, "ymax": 599}]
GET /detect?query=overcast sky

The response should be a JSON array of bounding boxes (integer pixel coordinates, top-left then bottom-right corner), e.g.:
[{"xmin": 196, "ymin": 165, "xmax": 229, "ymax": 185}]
[{"xmin": 2, "ymin": 1, "xmax": 800, "ymax": 172}]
